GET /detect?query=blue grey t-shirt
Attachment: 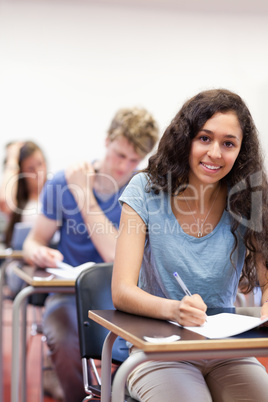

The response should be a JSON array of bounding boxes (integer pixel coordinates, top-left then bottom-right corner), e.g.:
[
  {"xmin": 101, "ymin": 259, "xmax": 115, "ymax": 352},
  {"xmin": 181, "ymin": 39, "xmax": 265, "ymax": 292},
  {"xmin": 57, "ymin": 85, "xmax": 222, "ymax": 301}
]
[{"xmin": 119, "ymin": 172, "xmax": 246, "ymax": 308}]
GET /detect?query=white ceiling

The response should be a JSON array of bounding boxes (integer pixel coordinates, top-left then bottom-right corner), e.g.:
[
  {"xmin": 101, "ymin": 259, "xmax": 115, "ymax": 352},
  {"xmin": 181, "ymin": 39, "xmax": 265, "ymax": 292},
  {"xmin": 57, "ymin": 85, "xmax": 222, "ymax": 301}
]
[
  {"xmin": 8, "ymin": 0, "xmax": 268, "ymax": 15},
  {"xmin": 90, "ymin": 0, "xmax": 268, "ymax": 14}
]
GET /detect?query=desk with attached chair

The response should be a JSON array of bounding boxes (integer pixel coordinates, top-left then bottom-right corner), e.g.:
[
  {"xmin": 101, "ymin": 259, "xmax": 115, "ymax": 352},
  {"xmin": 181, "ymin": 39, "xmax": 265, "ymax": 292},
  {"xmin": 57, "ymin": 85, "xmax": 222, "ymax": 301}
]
[
  {"xmin": 0, "ymin": 249, "xmax": 24, "ymax": 402},
  {"xmin": 75, "ymin": 262, "xmax": 137, "ymax": 401},
  {"xmin": 88, "ymin": 309, "xmax": 268, "ymax": 402},
  {"xmin": 9, "ymin": 265, "xmax": 76, "ymax": 402},
  {"xmin": 75, "ymin": 263, "xmax": 268, "ymax": 402}
]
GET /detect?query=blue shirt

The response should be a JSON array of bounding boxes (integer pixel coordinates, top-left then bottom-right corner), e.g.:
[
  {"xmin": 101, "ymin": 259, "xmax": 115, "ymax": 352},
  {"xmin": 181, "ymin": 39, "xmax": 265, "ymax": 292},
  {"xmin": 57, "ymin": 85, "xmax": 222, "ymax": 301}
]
[
  {"xmin": 41, "ymin": 170, "xmax": 126, "ymax": 266},
  {"xmin": 119, "ymin": 172, "xmax": 246, "ymax": 308}
]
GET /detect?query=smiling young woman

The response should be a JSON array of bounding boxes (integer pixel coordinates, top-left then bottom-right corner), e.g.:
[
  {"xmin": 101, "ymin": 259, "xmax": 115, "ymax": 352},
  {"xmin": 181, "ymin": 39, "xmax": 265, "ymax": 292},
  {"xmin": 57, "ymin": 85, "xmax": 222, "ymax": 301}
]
[
  {"xmin": 189, "ymin": 111, "xmax": 243, "ymax": 185},
  {"xmin": 112, "ymin": 89, "xmax": 268, "ymax": 402},
  {"xmin": 170, "ymin": 110, "xmax": 243, "ymax": 238}
]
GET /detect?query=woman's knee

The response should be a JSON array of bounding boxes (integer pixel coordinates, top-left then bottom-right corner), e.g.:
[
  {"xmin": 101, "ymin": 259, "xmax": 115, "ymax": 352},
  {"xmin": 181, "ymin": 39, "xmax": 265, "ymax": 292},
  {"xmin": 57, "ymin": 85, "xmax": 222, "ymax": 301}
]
[{"xmin": 128, "ymin": 360, "xmax": 212, "ymax": 402}]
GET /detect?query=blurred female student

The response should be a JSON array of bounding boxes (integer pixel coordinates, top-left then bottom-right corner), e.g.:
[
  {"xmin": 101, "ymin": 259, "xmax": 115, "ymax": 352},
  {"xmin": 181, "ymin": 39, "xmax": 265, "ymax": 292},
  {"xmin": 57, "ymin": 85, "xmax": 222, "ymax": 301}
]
[
  {"xmin": 0, "ymin": 141, "xmax": 63, "ymax": 399},
  {"xmin": 112, "ymin": 89, "xmax": 268, "ymax": 402},
  {"xmin": 0, "ymin": 140, "xmax": 47, "ymax": 246},
  {"xmin": 0, "ymin": 141, "xmax": 47, "ymax": 296}
]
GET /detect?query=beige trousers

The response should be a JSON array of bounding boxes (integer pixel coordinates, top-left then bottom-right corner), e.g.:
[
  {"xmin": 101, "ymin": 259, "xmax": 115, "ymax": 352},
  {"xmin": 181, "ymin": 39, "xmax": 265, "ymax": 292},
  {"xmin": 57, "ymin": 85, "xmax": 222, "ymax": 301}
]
[{"xmin": 127, "ymin": 350, "xmax": 268, "ymax": 402}]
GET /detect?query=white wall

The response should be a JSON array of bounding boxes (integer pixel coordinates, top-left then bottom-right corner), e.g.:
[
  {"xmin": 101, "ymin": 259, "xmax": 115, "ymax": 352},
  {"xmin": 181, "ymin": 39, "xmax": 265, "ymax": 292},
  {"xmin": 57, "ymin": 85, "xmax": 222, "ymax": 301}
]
[{"xmin": 0, "ymin": 0, "xmax": 268, "ymax": 176}]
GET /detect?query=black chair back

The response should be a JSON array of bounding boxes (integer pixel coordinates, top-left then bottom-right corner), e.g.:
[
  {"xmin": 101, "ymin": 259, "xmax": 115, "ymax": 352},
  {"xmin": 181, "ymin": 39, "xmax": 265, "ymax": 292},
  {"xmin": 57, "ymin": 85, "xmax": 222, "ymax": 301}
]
[{"xmin": 75, "ymin": 262, "xmax": 129, "ymax": 363}]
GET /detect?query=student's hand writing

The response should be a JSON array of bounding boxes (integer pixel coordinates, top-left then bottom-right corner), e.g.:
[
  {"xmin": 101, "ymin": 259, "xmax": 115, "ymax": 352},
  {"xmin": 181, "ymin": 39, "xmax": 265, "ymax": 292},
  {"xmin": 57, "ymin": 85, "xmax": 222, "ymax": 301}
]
[
  {"xmin": 177, "ymin": 294, "xmax": 207, "ymax": 327},
  {"xmin": 29, "ymin": 246, "xmax": 64, "ymax": 269}
]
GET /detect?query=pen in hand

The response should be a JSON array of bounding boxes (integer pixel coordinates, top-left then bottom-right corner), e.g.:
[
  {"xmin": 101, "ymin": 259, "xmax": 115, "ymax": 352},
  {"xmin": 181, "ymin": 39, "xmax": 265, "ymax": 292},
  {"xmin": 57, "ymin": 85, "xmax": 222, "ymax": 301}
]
[
  {"xmin": 173, "ymin": 271, "xmax": 192, "ymax": 297},
  {"xmin": 173, "ymin": 271, "xmax": 207, "ymax": 323}
]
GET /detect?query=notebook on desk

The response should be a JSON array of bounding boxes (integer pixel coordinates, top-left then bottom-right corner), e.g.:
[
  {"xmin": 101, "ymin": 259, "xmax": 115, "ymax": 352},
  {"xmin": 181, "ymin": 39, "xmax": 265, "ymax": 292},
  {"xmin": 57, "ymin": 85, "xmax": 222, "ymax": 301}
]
[{"xmin": 46, "ymin": 261, "xmax": 95, "ymax": 279}]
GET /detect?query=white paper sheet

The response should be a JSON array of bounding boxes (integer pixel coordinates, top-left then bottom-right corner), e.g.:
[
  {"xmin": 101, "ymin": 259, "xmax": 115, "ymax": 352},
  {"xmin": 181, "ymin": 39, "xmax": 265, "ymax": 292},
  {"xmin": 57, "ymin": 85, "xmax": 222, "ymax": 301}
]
[
  {"xmin": 170, "ymin": 313, "xmax": 268, "ymax": 339},
  {"xmin": 46, "ymin": 261, "xmax": 95, "ymax": 279}
]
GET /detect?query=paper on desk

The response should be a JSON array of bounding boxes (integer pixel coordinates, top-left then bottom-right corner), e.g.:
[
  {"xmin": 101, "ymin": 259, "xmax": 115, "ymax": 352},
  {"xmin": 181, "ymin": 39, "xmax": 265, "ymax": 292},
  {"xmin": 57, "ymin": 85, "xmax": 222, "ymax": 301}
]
[
  {"xmin": 170, "ymin": 313, "xmax": 268, "ymax": 339},
  {"xmin": 46, "ymin": 261, "xmax": 95, "ymax": 279}
]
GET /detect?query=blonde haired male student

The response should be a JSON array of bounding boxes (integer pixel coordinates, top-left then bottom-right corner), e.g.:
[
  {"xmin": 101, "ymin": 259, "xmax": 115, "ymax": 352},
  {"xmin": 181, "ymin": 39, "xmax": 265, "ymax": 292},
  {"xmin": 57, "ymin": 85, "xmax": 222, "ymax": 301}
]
[{"xmin": 23, "ymin": 107, "xmax": 159, "ymax": 402}]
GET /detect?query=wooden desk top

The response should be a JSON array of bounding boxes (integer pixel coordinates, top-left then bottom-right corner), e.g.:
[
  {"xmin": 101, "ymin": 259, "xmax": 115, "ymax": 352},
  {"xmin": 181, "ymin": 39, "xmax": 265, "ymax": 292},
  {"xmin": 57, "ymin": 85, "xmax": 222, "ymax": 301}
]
[
  {"xmin": 12, "ymin": 264, "xmax": 76, "ymax": 287},
  {"xmin": 88, "ymin": 309, "xmax": 268, "ymax": 353},
  {"xmin": 0, "ymin": 249, "xmax": 24, "ymax": 259}
]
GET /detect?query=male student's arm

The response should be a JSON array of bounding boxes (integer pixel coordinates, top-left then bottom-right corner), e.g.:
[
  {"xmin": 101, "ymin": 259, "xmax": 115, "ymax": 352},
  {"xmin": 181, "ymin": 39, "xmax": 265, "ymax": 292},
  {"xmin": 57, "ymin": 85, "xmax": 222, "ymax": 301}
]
[
  {"xmin": 23, "ymin": 214, "xmax": 63, "ymax": 268},
  {"xmin": 65, "ymin": 162, "xmax": 119, "ymax": 263}
]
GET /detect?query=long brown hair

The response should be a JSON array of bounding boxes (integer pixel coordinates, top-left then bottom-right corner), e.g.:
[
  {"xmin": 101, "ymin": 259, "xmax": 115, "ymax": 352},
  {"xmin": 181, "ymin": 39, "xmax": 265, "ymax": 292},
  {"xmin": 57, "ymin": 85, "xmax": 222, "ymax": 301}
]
[
  {"xmin": 145, "ymin": 89, "xmax": 268, "ymax": 292},
  {"xmin": 5, "ymin": 141, "xmax": 46, "ymax": 247}
]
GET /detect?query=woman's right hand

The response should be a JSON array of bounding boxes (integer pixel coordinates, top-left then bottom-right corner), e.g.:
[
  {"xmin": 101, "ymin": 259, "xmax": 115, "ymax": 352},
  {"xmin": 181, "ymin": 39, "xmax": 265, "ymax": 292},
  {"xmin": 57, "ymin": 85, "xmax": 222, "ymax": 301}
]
[
  {"xmin": 175, "ymin": 294, "xmax": 207, "ymax": 327},
  {"xmin": 5, "ymin": 142, "xmax": 24, "ymax": 167},
  {"xmin": 0, "ymin": 142, "xmax": 25, "ymax": 214}
]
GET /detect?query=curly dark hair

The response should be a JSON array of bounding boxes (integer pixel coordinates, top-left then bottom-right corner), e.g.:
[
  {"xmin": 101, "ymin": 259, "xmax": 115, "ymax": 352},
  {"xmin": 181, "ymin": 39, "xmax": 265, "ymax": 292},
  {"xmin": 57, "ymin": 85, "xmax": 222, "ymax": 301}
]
[{"xmin": 144, "ymin": 88, "xmax": 268, "ymax": 292}]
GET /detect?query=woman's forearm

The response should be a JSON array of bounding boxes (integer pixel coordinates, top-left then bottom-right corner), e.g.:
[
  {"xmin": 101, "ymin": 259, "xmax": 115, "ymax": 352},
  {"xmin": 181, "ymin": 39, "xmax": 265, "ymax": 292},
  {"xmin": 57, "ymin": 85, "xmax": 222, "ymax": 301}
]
[{"xmin": 112, "ymin": 282, "xmax": 179, "ymax": 321}]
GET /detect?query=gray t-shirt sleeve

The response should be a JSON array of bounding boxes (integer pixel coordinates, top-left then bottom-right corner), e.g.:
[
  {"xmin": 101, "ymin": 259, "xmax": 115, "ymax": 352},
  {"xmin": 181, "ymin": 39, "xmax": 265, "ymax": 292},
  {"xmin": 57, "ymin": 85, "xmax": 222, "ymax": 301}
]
[{"xmin": 119, "ymin": 173, "xmax": 149, "ymax": 226}]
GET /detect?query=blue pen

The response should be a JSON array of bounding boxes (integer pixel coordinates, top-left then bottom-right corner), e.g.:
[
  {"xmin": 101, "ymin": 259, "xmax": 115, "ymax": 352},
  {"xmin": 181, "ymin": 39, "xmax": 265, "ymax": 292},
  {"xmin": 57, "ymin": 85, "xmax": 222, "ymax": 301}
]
[{"xmin": 173, "ymin": 271, "xmax": 192, "ymax": 297}]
